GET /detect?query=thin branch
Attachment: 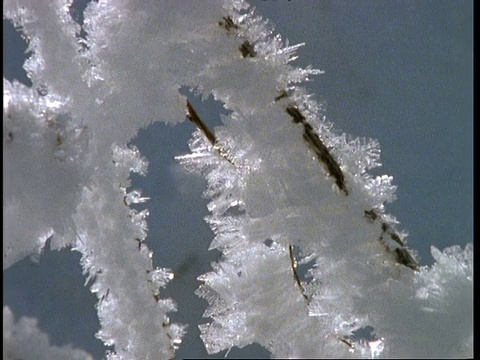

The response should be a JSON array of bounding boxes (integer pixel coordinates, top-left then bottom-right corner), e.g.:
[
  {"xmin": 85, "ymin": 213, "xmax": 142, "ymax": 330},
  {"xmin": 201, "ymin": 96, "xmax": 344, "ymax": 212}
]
[
  {"xmin": 364, "ymin": 209, "xmax": 419, "ymax": 271},
  {"xmin": 286, "ymin": 105, "xmax": 348, "ymax": 195},
  {"xmin": 186, "ymin": 100, "xmax": 216, "ymax": 145},
  {"xmin": 289, "ymin": 244, "xmax": 309, "ymax": 301},
  {"xmin": 185, "ymin": 100, "xmax": 235, "ymax": 165}
]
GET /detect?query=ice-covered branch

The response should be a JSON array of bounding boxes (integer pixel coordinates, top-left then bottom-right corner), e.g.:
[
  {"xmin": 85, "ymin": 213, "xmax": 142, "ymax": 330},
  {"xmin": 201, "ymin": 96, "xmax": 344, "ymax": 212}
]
[
  {"xmin": 3, "ymin": 0, "xmax": 472, "ymax": 358},
  {"xmin": 174, "ymin": 3, "xmax": 472, "ymax": 358}
]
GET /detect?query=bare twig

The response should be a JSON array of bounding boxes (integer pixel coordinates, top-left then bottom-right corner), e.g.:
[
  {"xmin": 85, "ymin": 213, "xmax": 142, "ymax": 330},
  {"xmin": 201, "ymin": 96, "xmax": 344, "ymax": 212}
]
[
  {"xmin": 286, "ymin": 105, "xmax": 348, "ymax": 195},
  {"xmin": 239, "ymin": 40, "xmax": 256, "ymax": 58},
  {"xmin": 218, "ymin": 16, "xmax": 238, "ymax": 31},
  {"xmin": 186, "ymin": 100, "xmax": 216, "ymax": 145},
  {"xmin": 185, "ymin": 100, "xmax": 234, "ymax": 165},
  {"xmin": 364, "ymin": 209, "xmax": 419, "ymax": 271}
]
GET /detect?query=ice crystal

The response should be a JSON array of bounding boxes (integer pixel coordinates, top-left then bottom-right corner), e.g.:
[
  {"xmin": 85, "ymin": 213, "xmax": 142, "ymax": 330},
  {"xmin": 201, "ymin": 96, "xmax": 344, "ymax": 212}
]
[
  {"xmin": 111, "ymin": 144, "xmax": 148, "ymax": 176},
  {"xmin": 123, "ymin": 189, "xmax": 150, "ymax": 206}
]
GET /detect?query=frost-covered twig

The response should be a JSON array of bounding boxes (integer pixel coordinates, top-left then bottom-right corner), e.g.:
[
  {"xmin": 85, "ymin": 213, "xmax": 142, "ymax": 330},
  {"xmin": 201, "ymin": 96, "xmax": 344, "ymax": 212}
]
[
  {"xmin": 175, "ymin": 3, "xmax": 471, "ymax": 358},
  {"xmin": 3, "ymin": 0, "xmax": 472, "ymax": 359}
]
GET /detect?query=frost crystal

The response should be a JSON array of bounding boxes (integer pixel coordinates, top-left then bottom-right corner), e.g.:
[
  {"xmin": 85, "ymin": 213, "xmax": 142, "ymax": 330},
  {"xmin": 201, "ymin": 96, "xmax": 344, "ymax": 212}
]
[{"xmin": 112, "ymin": 144, "xmax": 148, "ymax": 176}]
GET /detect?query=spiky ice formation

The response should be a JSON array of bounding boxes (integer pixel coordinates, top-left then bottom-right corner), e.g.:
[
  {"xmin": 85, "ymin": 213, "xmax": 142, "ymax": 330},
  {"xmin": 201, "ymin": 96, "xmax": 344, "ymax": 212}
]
[{"xmin": 176, "ymin": 1, "xmax": 472, "ymax": 358}]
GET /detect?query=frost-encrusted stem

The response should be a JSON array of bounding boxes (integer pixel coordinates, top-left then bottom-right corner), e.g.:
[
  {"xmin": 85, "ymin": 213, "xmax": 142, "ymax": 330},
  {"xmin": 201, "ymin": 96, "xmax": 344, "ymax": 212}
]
[
  {"xmin": 177, "ymin": 1, "xmax": 471, "ymax": 358},
  {"xmin": 4, "ymin": 0, "xmax": 472, "ymax": 359}
]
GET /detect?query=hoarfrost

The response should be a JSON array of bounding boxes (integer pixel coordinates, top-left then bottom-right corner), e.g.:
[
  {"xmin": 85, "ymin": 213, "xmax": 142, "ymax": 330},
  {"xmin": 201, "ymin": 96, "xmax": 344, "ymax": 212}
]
[
  {"xmin": 174, "ymin": 1, "xmax": 472, "ymax": 358},
  {"xmin": 3, "ymin": 0, "xmax": 472, "ymax": 358}
]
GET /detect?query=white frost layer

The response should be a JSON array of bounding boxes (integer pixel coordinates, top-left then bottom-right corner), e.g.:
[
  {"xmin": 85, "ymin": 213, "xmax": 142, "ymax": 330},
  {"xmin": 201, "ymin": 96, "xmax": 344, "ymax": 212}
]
[
  {"xmin": 3, "ymin": 306, "xmax": 94, "ymax": 360},
  {"xmin": 174, "ymin": 1, "xmax": 473, "ymax": 358},
  {"xmin": 3, "ymin": 79, "xmax": 88, "ymax": 269},
  {"xmin": 72, "ymin": 143, "xmax": 186, "ymax": 360},
  {"xmin": 4, "ymin": 0, "xmax": 472, "ymax": 358},
  {"xmin": 4, "ymin": 0, "xmax": 224, "ymax": 357}
]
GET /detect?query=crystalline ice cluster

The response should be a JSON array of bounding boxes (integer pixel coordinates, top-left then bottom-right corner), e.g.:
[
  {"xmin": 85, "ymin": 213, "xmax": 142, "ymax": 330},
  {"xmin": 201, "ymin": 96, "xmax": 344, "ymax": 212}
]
[
  {"xmin": 4, "ymin": 0, "xmax": 472, "ymax": 358},
  {"xmin": 175, "ymin": 1, "xmax": 472, "ymax": 358}
]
